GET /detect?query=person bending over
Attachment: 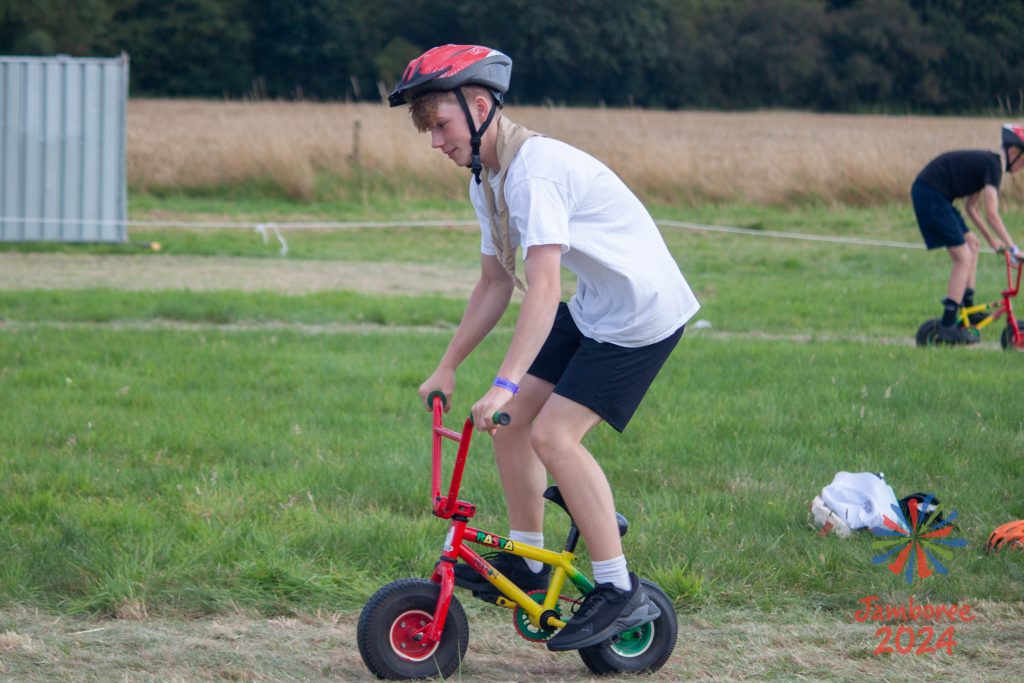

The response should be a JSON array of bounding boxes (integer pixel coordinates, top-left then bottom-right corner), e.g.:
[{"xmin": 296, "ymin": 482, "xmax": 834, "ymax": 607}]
[
  {"xmin": 911, "ymin": 124, "xmax": 1024, "ymax": 344},
  {"xmin": 389, "ymin": 44, "xmax": 699, "ymax": 651}
]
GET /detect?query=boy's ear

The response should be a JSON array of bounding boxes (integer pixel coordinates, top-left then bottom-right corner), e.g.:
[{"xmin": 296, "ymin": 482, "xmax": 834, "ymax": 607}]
[{"xmin": 473, "ymin": 94, "xmax": 493, "ymax": 122}]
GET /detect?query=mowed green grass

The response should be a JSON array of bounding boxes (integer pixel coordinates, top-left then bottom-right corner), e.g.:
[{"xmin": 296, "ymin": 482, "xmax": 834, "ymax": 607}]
[{"xmin": 3, "ymin": 203, "xmax": 1024, "ymax": 619}]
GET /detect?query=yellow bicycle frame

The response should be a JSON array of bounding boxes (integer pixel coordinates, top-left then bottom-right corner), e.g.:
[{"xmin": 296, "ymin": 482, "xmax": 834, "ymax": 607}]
[{"xmin": 450, "ymin": 525, "xmax": 596, "ymax": 630}]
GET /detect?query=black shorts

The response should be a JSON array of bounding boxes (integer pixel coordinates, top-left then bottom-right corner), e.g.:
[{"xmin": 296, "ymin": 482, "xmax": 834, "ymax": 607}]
[
  {"xmin": 527, "ymin": 303, "xmax": 684, "ymax": 432},
  {"xmin": 912, "ymin": 181, "xmax": 968, "ymax": 250}
]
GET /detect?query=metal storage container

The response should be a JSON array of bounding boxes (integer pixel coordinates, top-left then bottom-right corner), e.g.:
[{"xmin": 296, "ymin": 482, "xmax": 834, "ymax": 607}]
[{"xmin": 0, "ymin": 53, "xmax": 128, "ymax": 242}]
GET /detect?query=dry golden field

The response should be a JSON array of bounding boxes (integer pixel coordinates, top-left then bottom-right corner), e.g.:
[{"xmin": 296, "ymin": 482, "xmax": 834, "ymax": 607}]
[{"xmin": 128, "ymin": 99, "xmax": 1022, "ymax": 205}]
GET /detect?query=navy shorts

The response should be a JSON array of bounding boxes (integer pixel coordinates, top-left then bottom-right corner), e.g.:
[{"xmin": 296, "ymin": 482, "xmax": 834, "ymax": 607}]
[
  {"xmin": 911, "ymin": 181, "xmax": 968, "ymax": 250},
  {"xmin": 527, "ymin": 303, "xmax": 684, "ymax": 432}
]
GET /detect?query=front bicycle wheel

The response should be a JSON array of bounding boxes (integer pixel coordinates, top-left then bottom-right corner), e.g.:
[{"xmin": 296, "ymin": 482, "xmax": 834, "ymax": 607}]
[
  {"xmin": 915, "ymin": 319, "xmax": 940, "ymax": 347},
  {"xmin": 577, "ymin": 579, "xmax": 678, "ymax": 675},
  {"xmin": 1000, "ymin": 321, "xmax": 1024, "ymax": 351},
  {"xmin": 357, "ymin": 578, "xmax": 469, "ymax": 680}
]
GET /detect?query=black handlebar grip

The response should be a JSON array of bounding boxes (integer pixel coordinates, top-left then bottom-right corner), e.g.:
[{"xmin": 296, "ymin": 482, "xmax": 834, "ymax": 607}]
[
  {"xmin": 469, "ymin": 411, "xmax": 512, "ymax": 426},
  {"xmin": 426, "ymin": 390, "xmax": 447, "ymax": 409}
]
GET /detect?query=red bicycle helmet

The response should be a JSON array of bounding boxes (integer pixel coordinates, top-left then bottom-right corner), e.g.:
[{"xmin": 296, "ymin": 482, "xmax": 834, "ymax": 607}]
[
  {"xmin": 388, "ymin": 44, "xmax": 511, "ymax": 107},
  {"xmin": 985, "ymin": 519, "xmax": 1024, "ymax": 552},
  {"xmin": 389, "ymin": 44, "xmax": 512, "ymax": 184},
  {"xmin": 1002, "ymin": 123, "xmax": 1024, "ymax": 171}
]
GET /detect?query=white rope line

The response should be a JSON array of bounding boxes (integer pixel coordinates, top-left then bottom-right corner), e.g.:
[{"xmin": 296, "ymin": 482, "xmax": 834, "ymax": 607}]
[
  {"xmin": 656, "ymin": 220, "xmax": 926, "ymax": 250},
  {"xmin": 0, "ymin": 214, "xmax": 928, "ymax": 250}
]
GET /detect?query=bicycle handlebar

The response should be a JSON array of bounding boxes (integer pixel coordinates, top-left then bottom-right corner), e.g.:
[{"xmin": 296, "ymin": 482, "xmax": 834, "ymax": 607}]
[
  {"xmin": 427, "ymin": 391, "xmax": 511, "ymax": 426},
  {"xmin": 428, "ymin": 395, "xmax": 511, "ymax": 519}
]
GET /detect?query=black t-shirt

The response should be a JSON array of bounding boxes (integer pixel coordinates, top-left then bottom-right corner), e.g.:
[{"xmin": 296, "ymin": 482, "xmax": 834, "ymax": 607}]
[{"xmin": 915, "ymin": 150, "xmax": 1002, "ymax": 201}]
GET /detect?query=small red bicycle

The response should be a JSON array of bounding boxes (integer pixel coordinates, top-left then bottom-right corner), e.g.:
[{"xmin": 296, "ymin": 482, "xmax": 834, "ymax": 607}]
[
  {"xmin": 356, "ymin": 393, "xmax": 677, "ymax": 679},
  {"xmin": 916, "ymin": 250, "xmax": 1024, "ymax": 350}
]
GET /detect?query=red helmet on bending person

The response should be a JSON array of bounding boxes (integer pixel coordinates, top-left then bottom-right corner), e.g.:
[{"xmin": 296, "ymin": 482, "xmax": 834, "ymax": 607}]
[
  {"xmin": 388, "ymin": 45, "xmax": 513, "ymax": 184},
  {"xmin": 1002, "ymin": 123, "xmax": 1024, "ymax": 171},
  {"xmin": 388, "ymin": 44, "xmax": 511, "ymax": 107}
]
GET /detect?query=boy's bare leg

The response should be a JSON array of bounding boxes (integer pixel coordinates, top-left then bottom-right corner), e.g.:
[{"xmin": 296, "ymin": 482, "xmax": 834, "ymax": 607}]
[
  {"xmin": 530, "ymin": 394, "xmax": 622, "ymax": 562},
  {"xmin": 946, "ymin": 243, "xmax": 975, "ymax": 302},
  {"xmin": 963, "ymin": 233, "xmax": 981, "ymax": 293},
  {"xmin": 492, "ymin": 375, "xmax": 555, "ymax": 532}
]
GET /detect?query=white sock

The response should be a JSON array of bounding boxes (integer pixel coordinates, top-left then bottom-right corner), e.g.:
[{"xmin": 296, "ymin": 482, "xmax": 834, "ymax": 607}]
[
  {"xmin": 592, "ymin": 555, "xmax": 631, "ymax": 591},
  {"xmin": 509, "ymin": 530, "xmax": 544, "ymax": 573}
]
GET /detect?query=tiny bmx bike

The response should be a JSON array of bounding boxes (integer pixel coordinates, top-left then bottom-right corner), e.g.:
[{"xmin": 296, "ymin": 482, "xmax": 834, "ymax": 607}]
[
  {"xmin": 356, "ymin": 393, "xmax": 678, "ymax": 679},
  {"xmin": 916, "ymin": 250, "xmax": 1024, "ymax": 350}
]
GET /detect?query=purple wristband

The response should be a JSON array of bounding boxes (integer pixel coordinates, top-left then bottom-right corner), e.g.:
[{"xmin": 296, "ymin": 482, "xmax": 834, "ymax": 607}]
[{"xmin": 493, "ymin": 377, "xmax": 519, "ymax": 395}]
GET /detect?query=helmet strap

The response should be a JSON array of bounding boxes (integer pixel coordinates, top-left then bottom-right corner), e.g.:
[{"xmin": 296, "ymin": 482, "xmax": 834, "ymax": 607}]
[
  {"xmin": 1007, "ymin": 146, "xmax": 1024, "ymax": 172},
  {"xmin": 454, "ymin": 88, "xmax": 498, "ymax": 184}
]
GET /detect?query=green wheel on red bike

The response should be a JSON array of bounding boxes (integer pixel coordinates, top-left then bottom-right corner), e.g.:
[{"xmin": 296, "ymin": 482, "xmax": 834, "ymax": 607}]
[
  {"xmin": 357, "ymin": 578, "xmax": 469, "ymax": 680},
  {"xmin": 1000, "ymin": 321, "xmax": 1024, "ymax": 351},
  {"xmin": 577, "ymin": 579, "xmax": 678, "ymax": 675}
]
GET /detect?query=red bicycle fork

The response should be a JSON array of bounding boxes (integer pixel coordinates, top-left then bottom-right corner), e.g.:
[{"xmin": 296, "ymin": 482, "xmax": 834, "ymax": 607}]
[{"xmin": 424, "ymin": 522, "xmax": 501, "ymax": 646}]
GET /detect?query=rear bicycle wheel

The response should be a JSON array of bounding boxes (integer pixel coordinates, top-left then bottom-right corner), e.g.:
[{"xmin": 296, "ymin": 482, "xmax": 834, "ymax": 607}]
[
  {"xmin": 577, "ymin": 579, "xmax": 678, "ymax": 675},
  {"xmin": 357, "ymin": 578, "xmax": 469, "ymax": 680}
]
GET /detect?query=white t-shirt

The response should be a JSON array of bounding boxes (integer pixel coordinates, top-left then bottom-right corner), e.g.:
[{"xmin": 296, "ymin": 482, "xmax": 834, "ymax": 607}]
[{"xmin": 470, "ymin": 137, "xmax": 699, "ymax": 347}]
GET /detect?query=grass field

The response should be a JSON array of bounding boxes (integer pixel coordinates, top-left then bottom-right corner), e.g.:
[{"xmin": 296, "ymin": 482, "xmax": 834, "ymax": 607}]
[
  {"xmin": 3, "ymin": 198, "xmax": 1024, "ymax": 681},
  {"xmin": 5, "ymin": 147, "xmax": 1024, "ymax": 678}
]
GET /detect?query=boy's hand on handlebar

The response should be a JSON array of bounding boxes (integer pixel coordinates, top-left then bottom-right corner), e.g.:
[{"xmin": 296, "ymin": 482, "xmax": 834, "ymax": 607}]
[
  {"xmin": 419, "ymin": 370, "xmax": 454, "ymax": 413},
  {"xmin": 998, "ymin": 244, "xmax": 1022, "ymax": 264},
  {"xmin": 471, "ymin": 387, "xmax": 512, "ymax": 434}
]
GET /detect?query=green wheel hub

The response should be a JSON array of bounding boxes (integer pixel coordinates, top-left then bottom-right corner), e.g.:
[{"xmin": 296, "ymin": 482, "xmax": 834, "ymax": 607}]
[{"xmin": 610, "ymin": 622, "xmax": 655, "ymax": 656}]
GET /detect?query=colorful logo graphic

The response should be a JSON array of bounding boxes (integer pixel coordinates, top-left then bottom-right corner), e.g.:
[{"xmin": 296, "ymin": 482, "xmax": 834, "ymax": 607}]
[{"xmin": 870, "ymin": 496, "xmax": 967, "ymax": 584}]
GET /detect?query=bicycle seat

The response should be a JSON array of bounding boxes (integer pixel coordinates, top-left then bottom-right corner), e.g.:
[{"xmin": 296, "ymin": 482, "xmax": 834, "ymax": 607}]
[{"xmin": 543, "ymin": 485, "xmax": 629, "ymax": 537}]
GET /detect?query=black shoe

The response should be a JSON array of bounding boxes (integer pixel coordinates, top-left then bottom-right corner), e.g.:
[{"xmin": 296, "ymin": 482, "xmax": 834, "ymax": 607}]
[
  {"xmin": 546, "ymin": 573, "xmax": 661, "ymax": 651},
  {"xmin": 938, "ymin": 324, "xmax": 979, "ymax": 345},
  {"xmin": 452, "ymin": 552, "xmax": 549, "ymax": 602}
]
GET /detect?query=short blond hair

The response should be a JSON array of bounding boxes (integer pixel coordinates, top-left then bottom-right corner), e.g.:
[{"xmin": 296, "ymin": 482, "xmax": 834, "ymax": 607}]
[{"xmin": 409, "ymin": 85, "xmax": 494, "ymax": 132}]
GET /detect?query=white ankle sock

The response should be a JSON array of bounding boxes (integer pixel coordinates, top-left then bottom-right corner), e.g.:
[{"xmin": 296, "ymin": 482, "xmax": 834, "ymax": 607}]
[
  {"xmin": 591, "ymin": 555, "xmax": 631, "ymax": 591},
  {"xmin": 509, "ymin": 530, "xmax": 544, "ymax": 573}
]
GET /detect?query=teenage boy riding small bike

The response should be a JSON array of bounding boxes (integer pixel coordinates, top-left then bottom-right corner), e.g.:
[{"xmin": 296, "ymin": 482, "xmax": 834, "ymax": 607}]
[
  {"xmin": 388, "ymin": 44, "xmax": 699, "ymax": 651},
  {"xmin": 911, "ymin": 124, "xmax": 1024, "ymax": 344}
]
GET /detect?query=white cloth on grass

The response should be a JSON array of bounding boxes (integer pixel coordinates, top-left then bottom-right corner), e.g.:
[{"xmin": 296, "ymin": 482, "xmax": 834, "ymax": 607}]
[{"xmin": 820, "ymin": 471, "xmax": 900, "ymax": 530}]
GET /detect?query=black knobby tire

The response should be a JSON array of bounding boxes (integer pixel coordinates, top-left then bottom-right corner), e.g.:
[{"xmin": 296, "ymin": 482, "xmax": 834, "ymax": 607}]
[
  {"xmin": 916, "ymin": 319, "xmax": 940, "ymax": 347},
  {"xmin": 577, "ymin": 579, "xmax": 678, "ymax": 675},
  {"xmin": 1000, "ymin": 321, "xmax": 1024, "ymax": 351},
  {"xmin": 357, "ymin": 578, "xmax": 469, "ymax": 680}
]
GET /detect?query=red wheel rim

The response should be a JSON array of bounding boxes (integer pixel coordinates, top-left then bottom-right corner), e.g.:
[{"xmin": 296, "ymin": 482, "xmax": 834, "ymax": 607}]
[{"xmin": 389, "ymin": 609, "xmax": 439, "ymax": 662}]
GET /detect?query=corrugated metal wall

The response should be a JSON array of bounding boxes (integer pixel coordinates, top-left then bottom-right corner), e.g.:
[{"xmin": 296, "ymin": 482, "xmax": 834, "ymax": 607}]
[{"xmin": 0, "ymin": 54, "xmax": 128, "ymax": 242}]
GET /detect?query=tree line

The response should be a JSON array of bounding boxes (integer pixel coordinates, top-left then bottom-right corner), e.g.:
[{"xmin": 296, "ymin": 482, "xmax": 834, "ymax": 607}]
[{"xmin": 2, "ymin": 0, "xmax": 1021, "ymax": 114}]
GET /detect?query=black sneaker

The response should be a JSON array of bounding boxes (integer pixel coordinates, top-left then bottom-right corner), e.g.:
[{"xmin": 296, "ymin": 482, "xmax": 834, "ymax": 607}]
[
  {"xmin": 938, "ymin": 324, "xmax": 979, "ymax": 345},
  {"xmin": 452, "ymin": 552, "xmax": 549, "ymax": 602},
  {"xmin": 546, "ymin": 572, "xmax": 661, "ymax": 651}
]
